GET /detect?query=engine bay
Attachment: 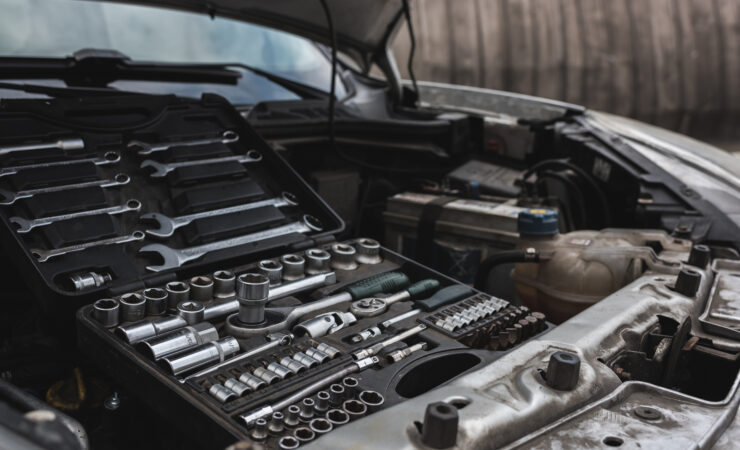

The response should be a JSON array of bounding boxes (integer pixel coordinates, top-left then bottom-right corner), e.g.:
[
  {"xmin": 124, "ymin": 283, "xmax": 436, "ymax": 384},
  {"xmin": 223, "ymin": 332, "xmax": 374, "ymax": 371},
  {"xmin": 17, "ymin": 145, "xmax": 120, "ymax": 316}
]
[{"xmin": 1, "ymin": 90, "xmax": 739, "ymax": 449}]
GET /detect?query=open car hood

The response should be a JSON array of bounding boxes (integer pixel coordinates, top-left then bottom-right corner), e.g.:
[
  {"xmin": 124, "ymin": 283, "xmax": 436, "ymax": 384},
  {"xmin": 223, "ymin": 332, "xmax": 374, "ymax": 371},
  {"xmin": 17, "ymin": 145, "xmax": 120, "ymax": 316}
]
[{"xmin": 94, "ymin": 0, "xmax": 407, "ymax": 69}]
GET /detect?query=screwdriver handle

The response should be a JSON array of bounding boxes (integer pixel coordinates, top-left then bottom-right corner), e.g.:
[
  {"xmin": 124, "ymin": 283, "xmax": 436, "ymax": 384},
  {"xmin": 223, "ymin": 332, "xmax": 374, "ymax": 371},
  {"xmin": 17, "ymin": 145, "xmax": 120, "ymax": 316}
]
[
  {"xmin": 406, "ymin": 279, "xmax": 441, "ymax": 299},
  {"xmin": 414, "ymin": 285, "xmax": 474, "ymax": 311},
  {"xmin": 345, "ymin": 271, "xmax": 410, "ymax": 299}
]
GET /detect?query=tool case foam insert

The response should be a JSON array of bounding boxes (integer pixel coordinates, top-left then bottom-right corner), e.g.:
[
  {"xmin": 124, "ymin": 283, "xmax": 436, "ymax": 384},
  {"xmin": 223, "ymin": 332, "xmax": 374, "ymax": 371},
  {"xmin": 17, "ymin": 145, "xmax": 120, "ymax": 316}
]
[{"xmin": 0, "ymin": 93, "xmax": 342, "ymax": 313}]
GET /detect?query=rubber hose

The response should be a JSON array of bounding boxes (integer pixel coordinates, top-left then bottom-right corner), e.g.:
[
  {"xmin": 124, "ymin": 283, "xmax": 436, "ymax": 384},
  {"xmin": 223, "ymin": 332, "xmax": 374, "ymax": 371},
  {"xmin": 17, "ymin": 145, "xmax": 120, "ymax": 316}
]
[{"xmin": 474, "ymin": 250, "xmax": 540, "ymax": 292}]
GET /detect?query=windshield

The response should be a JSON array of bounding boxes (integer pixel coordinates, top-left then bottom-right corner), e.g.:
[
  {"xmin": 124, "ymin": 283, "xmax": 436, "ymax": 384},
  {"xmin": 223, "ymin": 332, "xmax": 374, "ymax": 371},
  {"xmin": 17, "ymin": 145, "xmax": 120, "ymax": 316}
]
[{"xmin": 0, "ymin": 0, "xmax": 346, "ymax": 103}]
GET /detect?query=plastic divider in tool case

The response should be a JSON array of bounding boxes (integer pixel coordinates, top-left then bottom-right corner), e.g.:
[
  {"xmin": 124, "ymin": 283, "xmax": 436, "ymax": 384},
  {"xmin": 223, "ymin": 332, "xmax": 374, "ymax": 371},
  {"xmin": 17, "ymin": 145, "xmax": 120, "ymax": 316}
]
[
  {"xmin": 0, "ymin": 93, "xmax": 341, "ymax": 314},
  {"xmin": 77, "ymin": 238, "xmax": 551, "ymax": 448}
]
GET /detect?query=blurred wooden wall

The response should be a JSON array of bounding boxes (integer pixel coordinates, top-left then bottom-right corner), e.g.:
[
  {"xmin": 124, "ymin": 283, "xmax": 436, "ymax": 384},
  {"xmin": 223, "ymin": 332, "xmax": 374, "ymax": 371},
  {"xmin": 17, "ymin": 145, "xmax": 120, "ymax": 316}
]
[{"xmin": 393, "ymin": 0, "xmax": 740, "ymax": 144}]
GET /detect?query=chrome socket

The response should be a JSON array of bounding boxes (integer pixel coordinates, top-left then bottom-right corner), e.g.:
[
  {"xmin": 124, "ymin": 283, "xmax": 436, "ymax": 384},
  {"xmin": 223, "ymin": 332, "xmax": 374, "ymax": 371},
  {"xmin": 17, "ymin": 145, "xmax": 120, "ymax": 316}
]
[
  {"xmin": 328, "ymin": 384, "xmax": 345, "ymax": 407},
  {"xmin": 281, "ymin": 254, "xmax": 305, "ymax": 281},
  {"xmin": 305, "ymin": 347, "xmax": 330, "ymax": 364},
  {"xmin": 266, "ymin": 362, "xmax": 294, "ymax": 380},
  {"xmin": 305, "ymin": 248, "xmax": 331, "ymax": 275},
  {"xmin": 316, "ymin": 342, "xmax": 341, "ymax": 359},
  {"xmin": 189, "ymin": 276, "xmax": 214, "ymax": 302},
  {"xmin": 342, "ymin": 399, "xmax": 367, "ymax": 420},
  {"xmin": 239, "ymin": 372, "xmax": 267, "ymax": 391},
  {"xmin": 93, "ymin": 298, "xmax": 120, "ymax": 327},
  {"xmin": 330, "ymin": 243, "xmax": 358, "ymax": 271},
  {"xmin": 292, "ymin": 351, "xmax": 320, "ymax": 368},
  {"xmin": 70, "ymin": 271, "xmax": 111, "ymax": 291},
  {"xmin": 309, "ymin": 417, "xmax": 333, "ymax": 435},
  {"xmin": 326, "ymin": 408, "xmax": 350, "ymax": 426},
  {"xmin": 159, "ymin": 337, "xmax": 239, "ymax": 376},
  {"xmin": 258, "ymin": 259, "xmax": 283, "ymax": 286},
  {"xmin": 236, "ymin": 273, "xmax": 270, "ymax": 325},
  {"xmin": 208, "ymin": 384, "xmax": 237, "ymax": 403},
  {"xmin": 293, "ymin": 426, "xmax": 315, "ymax": 444},
  {"xmin": 136, "ymin": 322, "xmax": 218, "ymax": 360},
  {"xmin": 144, "ymin": 288, "xmax": 168, "ymax": 316},
  {"xmin": 213, "ymin": 270, "xmax": 235, "ymax": 298},
  {"xmin": 299, "ymin": 398, "xmax": 315, "ymax": 422},
  {"xmin": 315, "ymin": 391, "xmax": 330, "ymax": 412},
  {"xmin": 279, "ymin": 356, "xmax": 307, "ymax": 374},
  {"xmin": 284, "ymin": 404, "xmax": 301, "ymax": 428},
  {"xmin": 342, "ymin": 376, "xmax": 359, "ymax": 396},
  {"xmin": 278, "ymin": 435, "xmax": 300, "ymax": 449},
  {"xmin": 165, "ymin": 281, "xmax": 190, "ymax": 311},
  {"xmin": 253, "ymin": 367, "xmax": 280, "ymax": 385},
  {"xmin": 358, "ymin": 390, "xmax": 385, "ymax": 413},
  {"xmin": 251, "ymin": 418, "xmax": 269, "ymax": 441},
  {"xmin": 355, "ymin": 238, "xmax": 382, "ymax": 264},
  {"xmin": 224, "ymin": 378, "xmax": 251, "ymax": 397},
  {"xmin": 177, "ymin": 300, "xmax": 205, "ymax": 325},
  {"xmin": 119, "ymin": 293, "xmax": 146, "ymax": 322},
  {"xmin": 268, "ymin": 411, "xmax": 285, "ymax": 435}
]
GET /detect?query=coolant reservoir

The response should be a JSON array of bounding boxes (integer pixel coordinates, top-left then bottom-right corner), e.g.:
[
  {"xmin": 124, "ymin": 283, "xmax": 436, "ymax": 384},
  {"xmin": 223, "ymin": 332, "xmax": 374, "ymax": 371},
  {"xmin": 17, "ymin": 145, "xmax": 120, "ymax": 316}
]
[{"xmin": 511, "ymin": 209, "xmax": 692, "ymax": 323}]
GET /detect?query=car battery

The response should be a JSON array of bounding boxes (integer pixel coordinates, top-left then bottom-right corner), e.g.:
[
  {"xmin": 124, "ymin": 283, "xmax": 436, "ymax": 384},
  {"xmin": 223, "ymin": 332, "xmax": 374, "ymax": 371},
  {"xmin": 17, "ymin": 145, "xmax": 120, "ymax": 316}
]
[{"xmin": 383, "ymin": 192, "xmax": 527, "ymax": 283}]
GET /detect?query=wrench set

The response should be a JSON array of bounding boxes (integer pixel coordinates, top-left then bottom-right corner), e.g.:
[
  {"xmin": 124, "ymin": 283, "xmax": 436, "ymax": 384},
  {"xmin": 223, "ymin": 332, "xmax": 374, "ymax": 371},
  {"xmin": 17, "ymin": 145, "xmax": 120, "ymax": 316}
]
[
  {"xmin": 0, "ymin": 96, "xmax": 341, "ymax": 305},
  {"xmin": 78, "ymin": 236, "xmax": 550, "ymax": 449}
]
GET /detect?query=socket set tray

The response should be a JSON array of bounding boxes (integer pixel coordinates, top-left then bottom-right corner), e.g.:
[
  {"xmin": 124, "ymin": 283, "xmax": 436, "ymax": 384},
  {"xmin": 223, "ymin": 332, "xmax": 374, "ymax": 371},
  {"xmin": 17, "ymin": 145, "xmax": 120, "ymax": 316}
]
[
  {"xmin": 0, "ymin": 93, "xmax": 342, "ymax": 314},
  {"xmin": 77, "ymin": 241, "xmax": 550, "ymax": 449}
]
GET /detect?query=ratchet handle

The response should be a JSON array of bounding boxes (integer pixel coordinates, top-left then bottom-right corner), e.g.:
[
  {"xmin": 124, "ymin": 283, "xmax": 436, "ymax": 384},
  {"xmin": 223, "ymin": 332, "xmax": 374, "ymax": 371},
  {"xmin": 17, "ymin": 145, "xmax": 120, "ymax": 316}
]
[
  {"xmin": 406, "ymin": 279, "xmax": 441, "ymax": 299},
  {"xmin": 345, "ymin": 272, "xmax": 410, "ymax": 300},
  {"xmin": 414, "ymin": 285, "xmax": 474, "ymax": 312}
]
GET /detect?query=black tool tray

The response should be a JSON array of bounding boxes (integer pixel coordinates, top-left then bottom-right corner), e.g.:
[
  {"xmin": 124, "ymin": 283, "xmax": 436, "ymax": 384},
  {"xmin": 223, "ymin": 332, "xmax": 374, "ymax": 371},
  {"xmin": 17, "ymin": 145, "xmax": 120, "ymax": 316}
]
[
  {"xmin": 0, "ymin": 93, "xmax": 343, "ymax": 315},
  {"xmin": 77, "ymin": 243, "xmax": 548, "ymax": 449}
]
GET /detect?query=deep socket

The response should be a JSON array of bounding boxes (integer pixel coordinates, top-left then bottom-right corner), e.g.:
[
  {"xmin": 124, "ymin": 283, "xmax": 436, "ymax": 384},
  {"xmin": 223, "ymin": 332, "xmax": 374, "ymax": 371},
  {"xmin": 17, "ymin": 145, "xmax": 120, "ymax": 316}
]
[
  {"xmin": 208, "ymin": 384, "xmax": 236, "ymax": 403},
  {"xmin": 239, "ymin": 372, "xmax": 267, "ymax": 391},
  {"xmin": 224, "ymin": 378, "xmax": 251, "ymax": 397},
  {"xmin": 236, "ymin": 273, "xmax": 269, "ymax": 325},
  {"xmin": 253, "ymin": 367, "xmax": 280, "ymax": 385},
  {"xmin": 137, "ymin": 322, "xmax": 218, "ymax": 360},
  {"xmin": 160, "ymin": 337, "xmax": 239, "ymax": 376}
]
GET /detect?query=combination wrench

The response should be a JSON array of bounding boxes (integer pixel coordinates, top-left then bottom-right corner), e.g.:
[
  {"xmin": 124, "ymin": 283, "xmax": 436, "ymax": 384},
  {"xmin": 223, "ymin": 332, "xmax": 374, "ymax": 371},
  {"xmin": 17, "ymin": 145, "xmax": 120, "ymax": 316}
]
[
  {"xmin": 139, "ymin": 215, "xmax": 322, "ymax": 272},
  {"xmin": 0, "ymin": 173, "xmax": 130, "ymax": 206},
  {"xmin": 0, "ymin": 151, "xmax": 120, "ymax": 178},
  {"xmin": 0, "ymin": 136, "xmax": 84, "ymax": 157},
  {"xmin": 32, "ymin": 231, "xmax": 145, "ymax": 262},
  {"xmin": 141, "ymin": 192, "xmax": 298, "ymax": 238},
  {"xmin": 10, "ymin": 199, "xmax": 142, "ymax": 233},
  {"xmin": 140, "ymin": 150, "xmax": 262, "ymax": 178},
  {"xmin": 127, "ymin": 130, "xmax": 239, "ymax": 155}
]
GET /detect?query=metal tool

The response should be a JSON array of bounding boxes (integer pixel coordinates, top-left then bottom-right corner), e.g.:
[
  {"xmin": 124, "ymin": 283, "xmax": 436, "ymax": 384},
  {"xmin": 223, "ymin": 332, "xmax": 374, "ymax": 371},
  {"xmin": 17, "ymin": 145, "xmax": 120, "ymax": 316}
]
[
  {"xmin": 258, "ymin": 259, "xmax": 283, "ymax": 285},
  {"xmin": 189, "ymin": 276, "xmax": 214, "ymax": 302},
  {"xmin": 0, "ymin": 151, "xmax": 120, "ymax": 178},
  {"xmin": 234, "ymin": 273, "xmax": 270, "ymax": 325},
  {"xmin": 137, "ymin": 322, "xmax": 218, "ymax": 360},
  {"xmin": 309, "ymin": 418, "xmax": 333, "ymax": 435},
  {"xmin": 182, "ymin": 332, "xmax": 292, "ymax": 382},
  {"xmin": 281, "ymin": 254, "xmax": 305, "ymax": 281},
  {"xmin": 355, "ymin": 238, "xmax": 382, "ymax": 264},
  {"xmin": 251, "ymin": 419, "xmax": 269, "ymax": 441},
  {"xmin": 293, "ymin": 427, "xmax": 315, "ymax": 444},
  {"xmin": 294, "ymin": 311, "xmax": 357, "ymax": 338},
  {"xmin": 31, "ymin": 230, "xmax": 144, "ymax": 262},
  {"xmin": 352, "ymin": 324, "xmax": 427, "ymax": 360},
  {"xmin": 341, "ymin": 399, "xmax": 367, "ymax": 420},
  {"xmin": 223, "ymin": 378, "xmax": 251, "ymax": 397},
  {"xmin": 314, "ymin": 391, "xmax": 330, "ymax": 412},
  {"xmin": 266, "ymin": 362, "xmax": 294, "ymax": 380},
  {"xmin": 381, "ymin": 308, "xmax": 422, "ymax": 328},
  {"xmin": 69, "ymin": 271, "xmax": 112, "ymax": 291},
  {"xmin": 165, "ymin": 281, "xmax": 190, "ymax": 311},
  {"xmin": 241, "ymin": 356, "xmax": 379, "ymax": 427},
  {"xmin": 225, "ymin": 271, "xmax": 410, "ymax": 338},
  {"xmin": 342, "ymin": 377, "xmax": 359, "ymax": 396},
  {"xmin": 11, "ymin": 199, "xmax": 141, "ymax": 233},
  {"xmin": 120, "ymin": 293, "xmax": 146, "ymax": 322},
  {"xmin": 0, "ymin": 173, "xmax": 130, "ymax": 206},
  {"xmin": 305, "ymin": 248, "xmax": 331, "ymax": 274},
  {"xmin": 141, "ymin": 150, "xmax": 262, "ymax": 178},
  {"xmin": 140, "ymin": 216, "xmax": 321, "ymax": 271},
  {"xmin": 116, "ymin": 272, "xmax": 336, "ymax": 344},
  {"xmin": 93, "ymin": 298, "xmax": 119, "ymax": 327},
  {"xmin": 279, "ymin": 357, "xmax": 307, "ymax": 374},
  {"xmin": 177, "ymin": 300, "xmax": 204, "ymax": 325},
  {"xmin": 268, "ymin": 412, "xmax": 285, "ymax": 434},
  {"xmin": 140, "ymin": 192, "xmax": 298, "ymax": 238},
  {"xmin": 292, "ymin": 352, "xmax": 320, "ymax": 369},
  {"xmin": 213, "ymin": 270, "xmax": 235, "ymax": 298},
  {"xmin": 254, "ymin": 367, "xmax": 281, "ymax": 384},
  {"xmin": 128, "ymin": 130, "xmax": 239, "ymax": 155},
  {"xmin": 349, "ymin": 279, "xmax": 440, "ymax": 317},
  {"xmin": 358, "ymin": 390, "xmax": 385, "ymax": 413},
  {"xmin": 144, "ymin": 287, "xmax": 168, "ymax": 316},
  {"xmin": 328, "ymin": 384, "xmax": 345, "ymax": 406},
  {"xmin": 352, "ymin": 308, "xmax": 423, "ymax": 343},
  {"xmin": 0, "ymin": 136, "xmax": 84, "ymax": 156},
  {"xmin": 284, "ymin": 405, "xmax": 301, "ymax": 428},
  {"xmin": 330, "ymin": 243, "xmax": 357, "ymax": 270},
  {"xmin": 279, "ymin": 435, "xmax": 300, "ymax": 449},
  {"xmin": 316, "ymin": 343, "xmax": 341, "ymax": 359},
  {"xmin": 305, "ymin": 347, "xmax": 330, "ymax": 364},
  {"xmin": 387, "ymin": 342, "xmax": 427, "ymax": 363},
  {"xmin": 239, "ymin": 373, "xmax": 267, "ymax": 391},
  {"xmin": 209, "ymin": 384, "xmax": 237, "ymax": 403},
  {"xmin": 326, "ymin": 409, "xmax": 350, "ymax": 426},
  {"xmin": 160, "ymin": 337, "xmax": 240, "ymax": 376}
]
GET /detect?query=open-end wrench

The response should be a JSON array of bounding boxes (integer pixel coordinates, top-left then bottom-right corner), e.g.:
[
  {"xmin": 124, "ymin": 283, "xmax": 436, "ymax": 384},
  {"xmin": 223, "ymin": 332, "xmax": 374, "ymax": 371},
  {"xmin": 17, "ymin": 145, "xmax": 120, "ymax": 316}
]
[
  {"xmin": 141, "ymin": 192, "xmax": 298, "ymax": 238},
  {"xmin": 140, "ymin": 150, "xmax": 262, "ymax": 178},
  {"xmin": 31, "ymin": 231, "xmax": 145, "ymax": 262},
  {"xmin": 0, "ymin": 151, "xmax": 120, "ymax": 178},
  {"xmin": 139, "ymin": 215, "xmax": 322, "ymax": 272},
  {"xmin": 11, "ymin": 199, "xmax": 142, "ymax": 233},
  {"xmin": 0, "ymin": 173, "xmax": 130, "ymax": 206},
  {"xmin": 0, "ymin": 136, "xmax": 84, "ymax": 157},
  {"xmin": 127, "ymin": 130, "xmax": 239, "ymax": 155}
]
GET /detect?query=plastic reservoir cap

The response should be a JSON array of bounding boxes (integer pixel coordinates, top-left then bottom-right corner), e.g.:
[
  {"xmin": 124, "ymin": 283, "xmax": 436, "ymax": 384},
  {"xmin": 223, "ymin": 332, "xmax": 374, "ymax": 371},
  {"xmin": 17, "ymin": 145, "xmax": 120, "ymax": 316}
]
[{"xmin": 517, "ymin": 208, "xmax": 559, "ymax": 236}]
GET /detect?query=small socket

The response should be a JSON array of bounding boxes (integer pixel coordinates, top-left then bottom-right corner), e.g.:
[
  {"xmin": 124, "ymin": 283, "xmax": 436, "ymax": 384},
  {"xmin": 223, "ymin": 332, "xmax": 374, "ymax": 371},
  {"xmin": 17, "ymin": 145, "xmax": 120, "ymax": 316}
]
[
  {"xmin": 279, "ymin": 356, "xmax": 307, "ymax": 374},
  {"xmin": 239, "ymin": 372, "xmax": 267, "ymax": 391},
  {"xmin": 253, "ymin": 367, "xmax": 280, "ymax": 385},
  {"xmin": 278, "ymin": 436, "xmax": 300, "ymax": 449},
  {"xmin": 342, "ymin": 376, "xmax": 359, "ymax": 396},
  {"xmin": 213, "ymin": 270, "xmax": 235, "ymax": 298},
  {"xmin": 342, "ymin": 399, "xmax": 367, "ymax": 419},
  {"xmin": 189, "ymin": 276, "xmax": 214, "ymax": 302},
  {"xmin": 326, "ymin": 408, "xmax": 350, "ymax": 426},
  {"xmin": 266, "ymin": 362, "xmax": 294, "ymax": 380},
  {"xmin": 258, "ymin": 259, "xmax": 283, "ymax": 286},
  {"xmin": 305, "ymin": 347, "xmax": 329, "ymax": 364},
  {"xmin": 223, "ymin": 378, "xmax": 251, "ymax": 397},
  {"xmin": 309, "ymin": 418, "xmax": 333, "ymax": 435},
  {"xmin": 314, "ymin": 391, "xmax": 330, "ymax": 412},
  {"xmin": 355, "ymin": 238, "xmax": 382, "ymax": 264},
  {"xmin": 316, "ymin": 342, "xmax": 341, "ymax": 359},
  {"xmin": 177, "ymin": 300, "xmax": 205, "ymax": 325},
  {"xmin": 293, "ymin": 426, "xmax": 315, "ymax": 444},
  {"xmin": 292, "ymin": 351, "xmax": 319, "ymax": 368},
  {"xmin": 328, "ymin": 384, "xmax": 345, "ymax": 406},
  {"xmin": 165, "ymin": 281, "xmax": 190, "ymax": 311},
  {"xmin": 305, "ymin": 248, "xmax": 331, "ymax": 275},
  {"xmin": 268, "ymin": 411, "xmax": 285, "ymax": 434},
  {"xmin": 144, "ymin": 288, "xmax": 168, "ymax": 316},
  {"xmin": 284, "ymin": 404, "xmax": 301, "ymax": 428},
  {"xmin": 119, "ymin": 293, "xmax": 146, "ymax": 322},
  {"xmin": 251, "ymin": 418, "xmax": 269, "ymax": 441},
  {"xmin": 330, "ymin": 243, "xmax": 358, "ymax": 271},
  {"xmin": 299, "ymin": 398, "xmax": 315, "ymax": 422},
  {"xmin": 281, "ymin": 254, "xmax": 306, "ymax": 281},
  {"xmin": 208, "ymin": 384, "xmax": 236, "ymax": 404},
  {"xmin": 93, "ymin": 298, "xmax": 120, "ymax": 327}
]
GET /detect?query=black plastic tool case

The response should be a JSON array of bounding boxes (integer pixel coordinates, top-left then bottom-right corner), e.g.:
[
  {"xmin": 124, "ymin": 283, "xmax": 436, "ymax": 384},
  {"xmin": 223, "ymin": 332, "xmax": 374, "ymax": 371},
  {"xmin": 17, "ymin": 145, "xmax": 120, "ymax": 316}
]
[
  {"xmin": 0, "ymin": 93, "xmax": 342, "ymax": 314},
  {"xmin": 77, "ymin": 244, "xmax": 544, "ymax": 449}
]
